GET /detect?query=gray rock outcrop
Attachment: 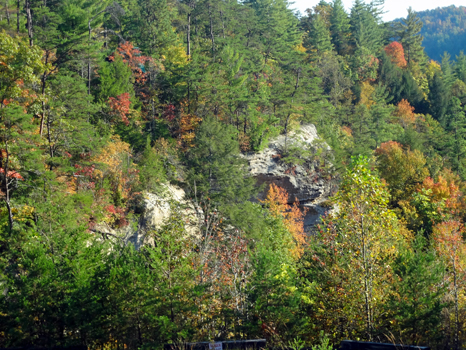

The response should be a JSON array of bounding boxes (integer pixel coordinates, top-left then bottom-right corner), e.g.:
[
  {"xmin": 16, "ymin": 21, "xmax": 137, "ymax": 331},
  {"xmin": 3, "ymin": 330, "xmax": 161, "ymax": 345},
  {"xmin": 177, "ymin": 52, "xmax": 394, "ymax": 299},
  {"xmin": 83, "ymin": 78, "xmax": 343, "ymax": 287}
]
[
  {"xmin": 95, "ymin": 124, "xmax": 335, "ymax": 247},
  {"xmin": 245, "ymin": 124, "xmax": 335, "ymax": 230},
  {"xmin": 93, "ymin": 184, "xmax": 201, "ymax": 249}
]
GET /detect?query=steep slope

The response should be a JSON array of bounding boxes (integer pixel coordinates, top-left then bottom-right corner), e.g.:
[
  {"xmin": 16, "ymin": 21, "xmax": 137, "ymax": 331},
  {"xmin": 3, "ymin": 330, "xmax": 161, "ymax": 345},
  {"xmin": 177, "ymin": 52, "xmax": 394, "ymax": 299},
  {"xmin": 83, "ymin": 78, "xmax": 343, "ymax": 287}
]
[
  {"xmin": 416, "ymin": 5, "xmax": 466, "ymax": 61},
  {"xmin": 245, "ymin": 124, "xmax": 336, "ymax": 231}
]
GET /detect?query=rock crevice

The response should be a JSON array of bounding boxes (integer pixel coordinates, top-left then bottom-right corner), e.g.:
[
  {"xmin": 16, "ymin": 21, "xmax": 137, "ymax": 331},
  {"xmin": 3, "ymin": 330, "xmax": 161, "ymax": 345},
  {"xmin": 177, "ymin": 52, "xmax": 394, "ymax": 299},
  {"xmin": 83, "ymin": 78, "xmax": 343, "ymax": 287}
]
[
  {"xmin": 98, "ymin": 124, "xmax": 335, "ymax": 246},
  {"xmin": 245, "ymin": 124, "xmax": 335, "ymax": 230}
]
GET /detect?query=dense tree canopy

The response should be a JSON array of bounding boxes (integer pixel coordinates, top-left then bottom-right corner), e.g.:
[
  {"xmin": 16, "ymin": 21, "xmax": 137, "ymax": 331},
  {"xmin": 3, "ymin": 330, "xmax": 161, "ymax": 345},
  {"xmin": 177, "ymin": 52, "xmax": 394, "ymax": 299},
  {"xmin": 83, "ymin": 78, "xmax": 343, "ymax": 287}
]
[{"xmin": 2, "ymin": 1, "xmax": 466, "ymax": 349}]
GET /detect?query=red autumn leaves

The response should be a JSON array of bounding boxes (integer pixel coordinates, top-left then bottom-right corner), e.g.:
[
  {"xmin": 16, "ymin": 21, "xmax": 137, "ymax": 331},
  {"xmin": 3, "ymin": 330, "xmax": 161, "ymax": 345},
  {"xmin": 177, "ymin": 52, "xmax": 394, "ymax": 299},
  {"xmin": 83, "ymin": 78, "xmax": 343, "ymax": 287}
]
[
  {"xmin": 384, "ymin": 41, "xmax": 407, "ymax": 68},
  {"xmin": 108, "ymin": 92, "xmax": 131, "ymax": 125}
]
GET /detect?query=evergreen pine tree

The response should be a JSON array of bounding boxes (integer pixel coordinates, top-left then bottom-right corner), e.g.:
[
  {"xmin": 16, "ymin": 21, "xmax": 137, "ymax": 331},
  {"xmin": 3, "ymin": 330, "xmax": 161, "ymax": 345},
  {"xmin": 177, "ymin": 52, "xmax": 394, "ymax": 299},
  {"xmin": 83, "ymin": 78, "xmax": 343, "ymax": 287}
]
[
  {"xmin": 369, "ymin": 85, "xmax": 398, "ymax": 148},
  {"xmin": 400, "ymin": 70, "xmax": 425, "ymax": 111},
  {"xmin": 455, "ymin": 51, "xmax": 466, "ymax": 84},
  {"xmin": 429, "ymin": 71, "xmax": 449, "ymax": 124},
  {"xmin": 379, "ymin": 51, "xmax": 404, "ymax": 103},
  {"xmin": 441, "ymin": 52, "xmax": 456, "ymax": 91},
  {"xmin": 98, "ymin": 54, "xmax": 134, "ymax": 101},
  {"xmin": 349, "ymin": 0, "xmax": 382, "ymax": 55},
  {"xmin": 306, "ymin": 14, "xmax": 334, "ymax": 56},
  {"xmin": 329, "ymin": 0, "xmax": 350, "ymax": 55},
  {"xmin": 185, "ymin": 117, "xmax": 256, "ymax": 207},
  {"xmin": 245, "ymin": 0, "xmax": 300, "ymax": 64},
  {"xmin": 384, "ymin": 236, "xmax": 446, "ymax": 346},
  {"xmin": 351, "ymin": 104, "xmax": 374, "ymax": 155},
  {"xmin": 444, "ymin": 97, "xmax": 466, "ymax": 178},
  {"xmin": 396, "ymin": 7, "xmax": 424, "ymax": 65},
  {"xmin": 130, "ymin": 0, "xmax": 176, "ymax": 56}
]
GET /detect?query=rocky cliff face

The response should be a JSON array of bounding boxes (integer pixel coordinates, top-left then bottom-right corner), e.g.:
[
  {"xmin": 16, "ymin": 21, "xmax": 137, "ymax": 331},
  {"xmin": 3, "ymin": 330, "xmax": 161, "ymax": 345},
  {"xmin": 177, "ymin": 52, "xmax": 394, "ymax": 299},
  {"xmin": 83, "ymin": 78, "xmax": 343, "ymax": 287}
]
[
  {"xmin": 93, "ymin": 184, "xmax": 200, "ymax": 249},
  {"xmin": 244, "ymin": 124, "xmax": 336, "ymax": 231},
  {"xmin": 97, "ymin": 124, "xmax": 334, "ymax": 246}
]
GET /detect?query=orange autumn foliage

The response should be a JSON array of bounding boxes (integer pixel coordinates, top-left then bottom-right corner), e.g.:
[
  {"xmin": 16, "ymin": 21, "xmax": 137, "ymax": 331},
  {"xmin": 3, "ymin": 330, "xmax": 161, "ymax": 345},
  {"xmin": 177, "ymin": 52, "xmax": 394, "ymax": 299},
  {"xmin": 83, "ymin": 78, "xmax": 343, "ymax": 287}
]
[
  {"xmin": 0, "ymin": 168, "xmax": 24, "ymax": 180},
  {"xmin": 108, "ymin": 92, "xmax": 131, "ymax": 125},
  {"xmin": 110, "ymin": 41, "xmax": 164, "ymax": 106},
  {"xmin": 384, "ymin": 41, "xmax": 407, "ymax": 68},
  {"xmin": 111, "ymin": 42, "xmax": 154, "ymax": 85},
  {"xmin": 262, "ymin": 184, "xmax": 306, "ymax": 258},
  {"xmin": 176, "ymin": 113, "xmax": 202, "ymax": 148},
  {"xmin": 375, "ymin": 141, "xmax": 429, "ymax": 203},
  {"xmin": 422, "ymin": 174, "xmax": 463, "ymax": 214},
  {"xmin": 396, "ymin": 99, "xmax": 416, "ymax": 128},
  {"xmin": 91, "ymin": 135, "xmax": 139, "ymax": 204},
  {"xmin": 433, "ymin": 220, "xmax": 466, "ymax": 267},
  {"xmin": 164, "ymin": 103, "xmax": 202, "ymax": 150}
]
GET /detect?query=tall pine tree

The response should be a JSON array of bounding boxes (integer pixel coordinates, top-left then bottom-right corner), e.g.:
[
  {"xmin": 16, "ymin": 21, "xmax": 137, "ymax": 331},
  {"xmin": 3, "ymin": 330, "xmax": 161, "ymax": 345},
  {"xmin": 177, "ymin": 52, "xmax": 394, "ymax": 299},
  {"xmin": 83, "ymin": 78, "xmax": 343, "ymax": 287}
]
[
  {"xmin": 395, "ymin": 7, "xmax": 424, "ymax": 65},
  {"xmin": 330, "ymin": 0, "xmax": 350, "ymax": 55}
]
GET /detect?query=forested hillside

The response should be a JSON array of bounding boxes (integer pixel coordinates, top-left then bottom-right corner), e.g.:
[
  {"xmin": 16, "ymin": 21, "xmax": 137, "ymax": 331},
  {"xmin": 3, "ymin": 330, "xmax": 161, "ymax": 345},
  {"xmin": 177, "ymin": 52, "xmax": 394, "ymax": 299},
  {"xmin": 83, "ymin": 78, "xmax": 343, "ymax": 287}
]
[
  {"xmin": 415, "ymin": 5, "xmax": 466, "ymax": 62},
  {"xmin": 2, "ymin": 0, "xmax": 466, "ymax": 349}
]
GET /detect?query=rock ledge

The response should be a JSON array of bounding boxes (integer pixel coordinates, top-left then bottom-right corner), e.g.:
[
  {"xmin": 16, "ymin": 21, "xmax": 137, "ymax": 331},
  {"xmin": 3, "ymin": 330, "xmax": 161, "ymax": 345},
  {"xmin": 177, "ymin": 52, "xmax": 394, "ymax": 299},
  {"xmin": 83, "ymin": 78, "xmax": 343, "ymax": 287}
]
[{"xmin": 245, "ymin": 124, "xmax": 335, "ymax": 230}]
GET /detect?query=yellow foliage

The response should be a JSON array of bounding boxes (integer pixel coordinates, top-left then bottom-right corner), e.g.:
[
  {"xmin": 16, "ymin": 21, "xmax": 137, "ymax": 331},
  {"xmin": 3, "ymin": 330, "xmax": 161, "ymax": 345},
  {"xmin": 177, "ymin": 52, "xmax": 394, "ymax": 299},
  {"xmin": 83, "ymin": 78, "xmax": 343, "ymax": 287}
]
[
  {"xmin": 57, "ymin": 175, "xmax": 77, "ymax": 194},
  {"xmin": 293, "ymin": 44, "xmax": 307, "ymax": 53},
  {"xmin": 426, "ymin": 60, "xmax": 441, "ymax": 81},
  {"xmin": 408, "ymin": 61, "xmax": 429, "ymax": 98},
  {"xmin": 261, "ymin": 184, "xmax": 306, "ymax": 259},
  {"xmin": 359, "ymin": 81, "xmax": 375, "ymax": 108},
  {"xmin": 10, "ymin": 204, "xmax": 35, "ymax": 223},
  {"xmin": 92, "ymin": 135, "xmax": 131, "ymax": 175},
  {"xmin": 162, "ymin": 40, "xmax": 189, "ymax": 67},
  {"xmin": 91, "ymin": 135, "xmax": 136, "ymax": 201},
  {"xmin": 376, "ymin": 141, "xmax": 429, "ymax": 206}
]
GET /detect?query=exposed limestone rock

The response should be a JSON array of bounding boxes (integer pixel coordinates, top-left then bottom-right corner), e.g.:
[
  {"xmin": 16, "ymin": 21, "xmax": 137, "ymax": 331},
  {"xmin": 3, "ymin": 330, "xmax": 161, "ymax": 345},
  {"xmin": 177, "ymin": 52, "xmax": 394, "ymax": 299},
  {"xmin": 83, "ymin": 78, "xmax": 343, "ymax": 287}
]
[
  {"xmin": 245, "ymin": 124, "xmax": 336, "ymax": 231},
  {"xmin": 94, "ymin": 184, "xmax": 201, "ymax": 249},
  {"xmin": 139, "ymin": 186, "xmax": 185, "ymax": 231},
  {"xmin": 96, "ymin": 124, "xmax": 335, "ymax": 248}
]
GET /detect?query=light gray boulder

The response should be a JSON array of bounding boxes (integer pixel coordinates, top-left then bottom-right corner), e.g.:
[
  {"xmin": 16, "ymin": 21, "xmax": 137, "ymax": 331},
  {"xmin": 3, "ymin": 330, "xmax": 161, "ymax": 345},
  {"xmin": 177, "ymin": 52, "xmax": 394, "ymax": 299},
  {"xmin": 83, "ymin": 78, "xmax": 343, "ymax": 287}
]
[
  {"xmin": 95, "ymin": 124, "xmax": 335, "ymax": 247},
  {"xmin": 93, "ymin": 184, "xmax": 201, "ymax": 249},
  {"xmin": 245, "ymin": 124, "xmax": 335, "ymax": 230}
]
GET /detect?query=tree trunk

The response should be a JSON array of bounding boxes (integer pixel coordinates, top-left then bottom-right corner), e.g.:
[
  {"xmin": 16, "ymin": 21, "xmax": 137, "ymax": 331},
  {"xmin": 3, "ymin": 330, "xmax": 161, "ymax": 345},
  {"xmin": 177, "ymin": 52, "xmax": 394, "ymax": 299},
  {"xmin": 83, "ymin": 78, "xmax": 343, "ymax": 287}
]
[
  {"xmin": 16, "ymin": 0, "xmax": 19, "ymax": 34},
  {"xmin": 86, "ymin": 10, "xmax": 107, "ymax": 94},
  {"xmin": 187, "ymin": 81, "xmax": 190, "ymax": 113},
  {"xmin": 208, "ymin": 3, "xmax": 215, "ymax": 58},
  {"xmin": 88, "ymin": 57, "xmax": 91, "ymax": 95},
  {"xmin": 453, "ymin": 261, "xmax": 459, "ymax": 350},
  {"xmin": 151, "ymin": 98, "xmax": 156, "ymax": 141},
  {"xmin": 360, "ymin": 209, "xmax": 373, "ymax": 340},
  {"xmin": 47, "ymin": 113, "xmax": 54, "ymax": 159},
  {"xmin": 25, "ymin": 0, "xmax": 32, "ymax": 46},
  {"xmin": 88, "ymin": 20, "xmax": 92, "ymax": 95},
  {"xmin": 3, "ymin": 140, "xmax": 13, "ymax": 233},
  {"xmin": 284, "ymin": 111, "xmax": 291, "ymax": 152},
  {"xmin": 220, "ymin": 10, "xmax": 225, "ymax": 39},
  {"xmin": 5, "ymin": 0, "xmax": 10, "ymax": 26},
  {"xmin": 39, "ymin": 72, "xmax": 46, "ymax": 137},
  {"xmin": 187, "ymin": 12, "xmax": 191, "ymax": 57}
]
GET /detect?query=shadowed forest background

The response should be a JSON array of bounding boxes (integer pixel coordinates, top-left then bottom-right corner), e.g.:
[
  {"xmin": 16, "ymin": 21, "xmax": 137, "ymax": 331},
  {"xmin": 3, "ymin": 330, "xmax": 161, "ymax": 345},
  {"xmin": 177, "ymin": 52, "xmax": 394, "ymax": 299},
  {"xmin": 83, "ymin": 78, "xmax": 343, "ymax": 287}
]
[{"xmin": 2, "ymin": 0, "xmax": 466, "ymax": 349}]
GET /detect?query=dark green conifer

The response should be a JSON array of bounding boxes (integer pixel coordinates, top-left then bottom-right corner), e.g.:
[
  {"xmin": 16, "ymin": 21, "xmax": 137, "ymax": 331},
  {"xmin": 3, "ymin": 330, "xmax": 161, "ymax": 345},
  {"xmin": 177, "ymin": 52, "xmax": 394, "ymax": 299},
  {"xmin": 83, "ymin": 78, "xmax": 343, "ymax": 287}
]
[
  {"xmin": 455, "ymin": 51, "xmax": 466, "ymax": 84},
  {"xmin": 443, "ymin": 97, "xmax": 466, "ymax": 178},
  {"xmin": 131, "ymin": 0, "xmax": 176, "ymax": 56},
  {"xmin": 185, "ymin": 117, "xmax": 256, "ymax": 206},
  {"xmin": 330, "ymin": 0, "xmax": 351, "ymax": 55},
  {"xmin": 385, "ymin": 236, "xmax": 446, "ymax": 346},
  {"xmin": 396, "ymin": 7, "xmax": 424, "ymax": 65},
  {"xmin": 349, "ymin": 0, "xmax": 382, "ymax": 55},
  {"xmin": 429, "ymin": 71, "xmax": 449, "ymax": 124},
  {"xmin": 307, "ymin": 14, "xmax": 334, "ymax": 55}
]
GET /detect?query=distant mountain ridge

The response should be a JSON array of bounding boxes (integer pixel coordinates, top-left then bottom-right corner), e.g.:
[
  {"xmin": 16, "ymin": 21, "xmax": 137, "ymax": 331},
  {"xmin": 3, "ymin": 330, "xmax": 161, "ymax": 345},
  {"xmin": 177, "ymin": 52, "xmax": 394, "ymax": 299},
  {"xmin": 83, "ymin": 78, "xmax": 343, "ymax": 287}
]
[{"xmin": 414, "ymin": 5, "xmax": 466, "ymax": 61}]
